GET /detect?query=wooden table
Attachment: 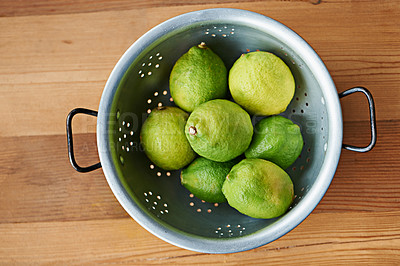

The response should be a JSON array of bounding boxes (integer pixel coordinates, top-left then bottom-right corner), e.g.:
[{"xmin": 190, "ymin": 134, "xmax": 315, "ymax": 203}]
[{"xmin": 1, "ymin": 0, "xmax": 399, "ymax": 264}]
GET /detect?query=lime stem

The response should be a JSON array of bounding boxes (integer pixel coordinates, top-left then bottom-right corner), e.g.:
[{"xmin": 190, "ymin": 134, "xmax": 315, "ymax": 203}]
[
  {"xmin": 198, "ymin": 42, "xmax": 207, "ymax": 49},
  {"xmin": 189, "ymin": 126, "xmax": 197, "ymax": 136}
]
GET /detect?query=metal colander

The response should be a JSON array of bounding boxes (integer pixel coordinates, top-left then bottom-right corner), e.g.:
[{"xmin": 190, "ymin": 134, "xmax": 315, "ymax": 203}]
[{"xmin": 67, "ymin": 8, "xmax": 376, "ymax": 253}]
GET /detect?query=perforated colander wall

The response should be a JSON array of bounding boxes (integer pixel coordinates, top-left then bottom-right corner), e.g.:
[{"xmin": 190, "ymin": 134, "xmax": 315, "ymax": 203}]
[{"xmin": 109, "ymin": 22, "xmax": 329, "ymax": 238}]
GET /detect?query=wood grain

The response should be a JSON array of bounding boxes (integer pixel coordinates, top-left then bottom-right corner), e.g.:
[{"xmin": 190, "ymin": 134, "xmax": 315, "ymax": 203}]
[
  {"xmin": 1, "ymin": 212, "xmax": 399, "ymax": 264},
  {"xmin": 0, "ymin": 133, "xmax": 127, "ymax": 224},
  {"xmin": 1, "ymin": 0, "xmax": 399, "ymax": 263},
  {"xmin": 0, "ymin": 0, "xmax": 321, "ymax": 17},
  {"xmin": 0, "ymin": 120, "xmax": 398, "ymax": 224},
  {"xmin": 0, "ymin": 1, "xmax": 399, "ymax": 137}
]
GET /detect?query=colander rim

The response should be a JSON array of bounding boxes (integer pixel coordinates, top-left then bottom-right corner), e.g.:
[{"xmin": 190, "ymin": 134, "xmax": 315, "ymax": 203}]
[{"xmin": 97, "ymin": 8, "xmax": 343, "ymax": 253}]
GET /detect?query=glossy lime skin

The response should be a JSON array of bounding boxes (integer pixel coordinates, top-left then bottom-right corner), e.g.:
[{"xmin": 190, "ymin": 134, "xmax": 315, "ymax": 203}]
[
  {"xmin": 140, "ymin": 106, "xmax": 196, "ymax": 170},
  {"xmin": 222, "ymin": 158, "xmax": 294, "ymax": 219},
  {"xmin": 170, "ymin": 44, "xmax": 228, "ymax": 112},
  {"xmin": 181, "ymin": 157, "xmax": 239, "ymax": 203},
  {"xmin": 245, "ymin": 115, "xmax": 303, "ymax": 169},
  {"xmin": 229, "ymin": 51, "xmax": 295, "ymax": 116},
  {"xmin": 185, "ymin": 99, "xmax": 253, "ymax": 162}
]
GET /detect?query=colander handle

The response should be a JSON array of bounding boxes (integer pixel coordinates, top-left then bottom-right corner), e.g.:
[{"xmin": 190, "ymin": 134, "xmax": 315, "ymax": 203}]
[
  {"xmin": 66, "ymin": 108, "xmax": 101, "ymax": 172},
  {"xmin": 339, "ymin": 87, "xmax": 377, "ymax": 152}
]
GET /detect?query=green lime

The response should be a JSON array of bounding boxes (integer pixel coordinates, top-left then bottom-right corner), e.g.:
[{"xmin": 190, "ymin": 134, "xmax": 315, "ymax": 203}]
[
  {"xmin": 180, "ymin": 157, "xmax": 239, "ymax": 203},
  {"xmin": 170, "ymin": 43, "xmax": 228, "ymax": 112},
  {"xmin": 245, "ymin": 115, "xmax": 303, "ymax": 169},
  {"xmin": 229, "ymin": 51, "xmax": 295, "ymax": 116},
  {"xmin": 140, "ymin": 106, "xmax": 196, "ymax": 170},
  {"xmin": 185, "ymin": 99, "xmax": 253, "ymax": 162},
  {"xmin": 222, "ymin": 158, "xmax": 294, "ymax": 219}
]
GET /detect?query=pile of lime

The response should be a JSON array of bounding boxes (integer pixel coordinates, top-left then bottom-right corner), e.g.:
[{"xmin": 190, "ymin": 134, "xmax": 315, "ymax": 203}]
[{"xmin": 140, "ymin": 43, "xmax": 303, "ymax": 219}]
